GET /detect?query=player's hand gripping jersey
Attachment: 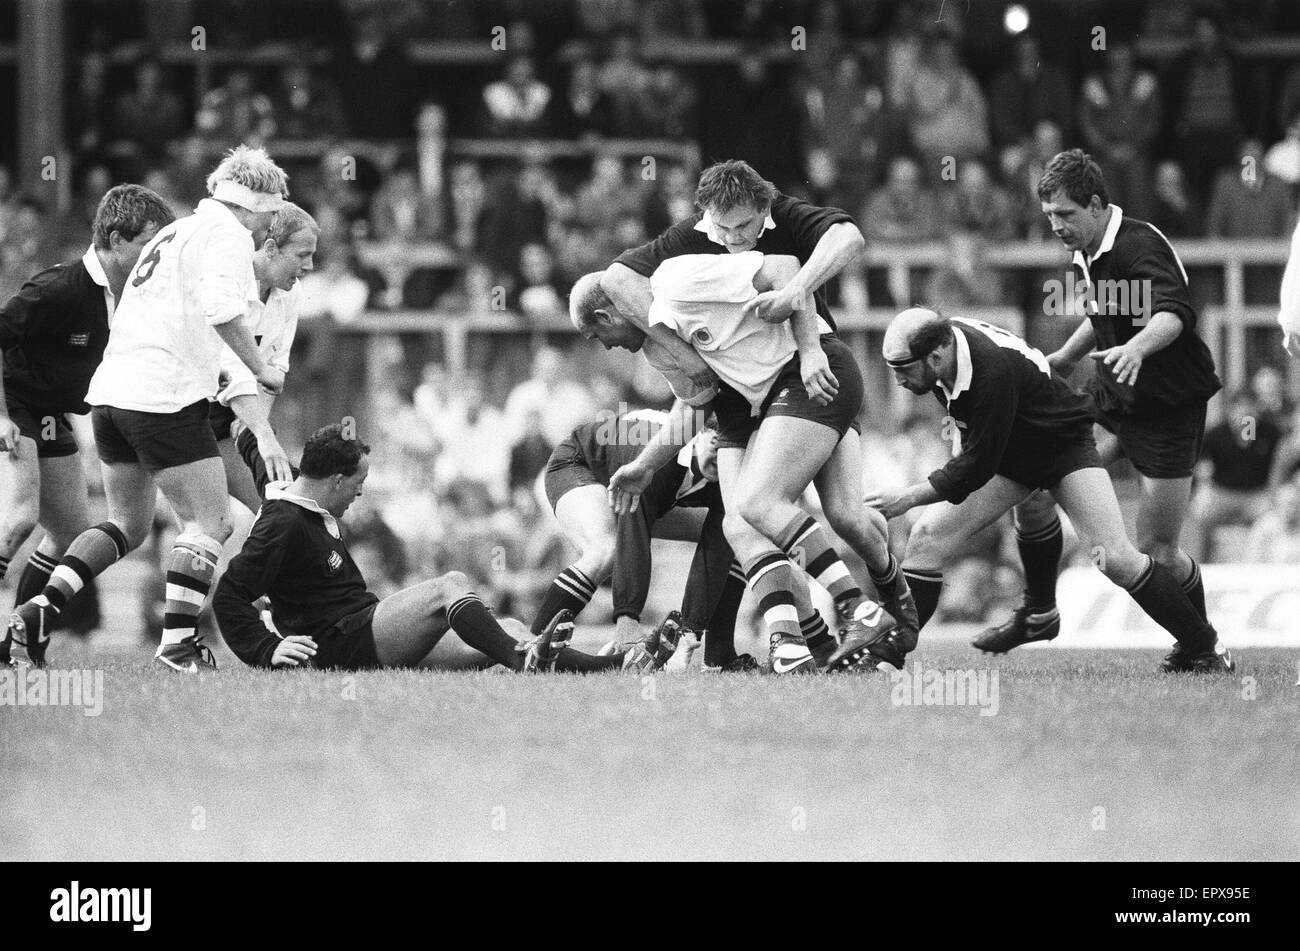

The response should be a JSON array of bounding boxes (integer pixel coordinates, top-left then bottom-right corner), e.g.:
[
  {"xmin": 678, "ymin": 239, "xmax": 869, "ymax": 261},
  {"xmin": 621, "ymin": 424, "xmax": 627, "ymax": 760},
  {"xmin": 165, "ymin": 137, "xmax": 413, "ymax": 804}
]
[
  {"xmin": 87, "ymin": 198, "xmax": 257, "ymax": 413},
  {"xmin": 215, "ymin": 281, "xmax": 299, "ymax": 407},
  {"xmin": 648, "ymin": 251, "xmax": 831, "ymax": 414}
]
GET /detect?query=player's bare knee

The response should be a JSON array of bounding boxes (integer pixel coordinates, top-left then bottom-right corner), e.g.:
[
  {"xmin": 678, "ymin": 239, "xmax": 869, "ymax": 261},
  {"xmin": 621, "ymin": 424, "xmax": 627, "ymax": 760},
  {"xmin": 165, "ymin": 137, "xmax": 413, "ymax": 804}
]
[
  {"xmin": 1140, "ymin": 540, "xmax": 1180, "ymax": 569},
  {"xmin": 436, "ymin": 570, "xmax": 471, "ymax": 599},
  {"xmin": 722, "ymin": 512, "xmax": 761, "ymax": 551},
  {"xmin": 581, "ymin": 540, "xmax": 616, "ymax": 577},
  {"xmin": 905, "ymin": 518, "xmax": 947, "ymax": 566},
  {"xmin": 0, "ymin": 510, "xmax": 39, "ymax": 548}
]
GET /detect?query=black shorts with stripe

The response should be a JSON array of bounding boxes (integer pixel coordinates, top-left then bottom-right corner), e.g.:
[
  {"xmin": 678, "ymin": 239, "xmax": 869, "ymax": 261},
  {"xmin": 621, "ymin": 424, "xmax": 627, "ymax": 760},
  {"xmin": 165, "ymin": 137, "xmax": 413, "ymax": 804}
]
[
  {"xmin": 1092, "ymin": 401, "xmax": 1207, "ymax": 480},
  {"xmin": 714, "ymin": 334, "xmax": 865, "ymax": 450},
  {"xmin": 208, "ymin": 400, "xmax": 238, "ymax": 441},
  {"xmin": 92, "ymin": 400, "xmax": 221, "ymax": 472},
  {"xmin": 4, "ymin": 393, "xmax": 79, "ymax": 458}
]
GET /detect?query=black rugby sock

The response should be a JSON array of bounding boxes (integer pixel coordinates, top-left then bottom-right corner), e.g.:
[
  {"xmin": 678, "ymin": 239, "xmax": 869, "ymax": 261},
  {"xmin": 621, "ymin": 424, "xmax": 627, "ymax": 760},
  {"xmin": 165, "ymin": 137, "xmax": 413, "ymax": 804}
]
[
  {"xmin": 1125, "ymin": 559, "xmax": 1217, "ymax": 654},
  {"xmin": 1017, "ymin": 517, "xmax": 1063, "ymax": 612},
  {"xmin": 902, "ymin": 568, "xmax": 943, "ymax": 630}
]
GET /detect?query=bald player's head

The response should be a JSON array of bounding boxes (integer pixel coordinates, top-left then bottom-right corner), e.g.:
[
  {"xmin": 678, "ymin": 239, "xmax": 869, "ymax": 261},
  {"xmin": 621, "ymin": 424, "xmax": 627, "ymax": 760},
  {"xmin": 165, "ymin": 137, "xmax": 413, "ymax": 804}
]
[{"xmin": 883, "ymin": 307, "xmax": 955, "ymax": 394}]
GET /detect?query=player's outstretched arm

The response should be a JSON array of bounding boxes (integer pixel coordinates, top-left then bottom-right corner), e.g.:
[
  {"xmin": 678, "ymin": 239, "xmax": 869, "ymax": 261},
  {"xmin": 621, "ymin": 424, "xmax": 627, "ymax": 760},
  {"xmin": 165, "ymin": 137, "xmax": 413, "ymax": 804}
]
[
  {"xmin": 227, "ymin": 393, "xmax": 293, "ymax": 483},
  {"xmin": 1048, "ymin": 317, "xmax": 1096, "ymax": 376},
  {"xmin": 1090, "ymin": 311, "xmax": 1182, "ymax": 387},
  {"xmin": 608, "ymin": 399, "xmax": 703, "ymax": 516},
  {"xmin": 741, "ymin": 221, "xmax": 865, "ymax": 323}
]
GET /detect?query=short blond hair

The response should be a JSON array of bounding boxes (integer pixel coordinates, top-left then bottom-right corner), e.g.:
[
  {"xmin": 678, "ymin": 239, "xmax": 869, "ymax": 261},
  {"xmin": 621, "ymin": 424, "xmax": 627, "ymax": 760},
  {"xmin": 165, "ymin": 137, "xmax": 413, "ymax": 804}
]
[
  {"xmin": 266, "ymin": 202, "xmax": 319, "ymax": 245},
  {"xmin": 206, "ymin": 144, "xmax": 290, "ymax": 198}
]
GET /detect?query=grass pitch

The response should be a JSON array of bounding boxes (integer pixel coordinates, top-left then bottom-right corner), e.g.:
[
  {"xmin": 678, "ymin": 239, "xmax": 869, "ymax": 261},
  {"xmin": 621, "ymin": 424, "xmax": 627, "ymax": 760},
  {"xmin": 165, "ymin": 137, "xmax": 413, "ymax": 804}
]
[{"xmin": 2, "ymin": 637, "xmax": 1297, "ymax": 862}]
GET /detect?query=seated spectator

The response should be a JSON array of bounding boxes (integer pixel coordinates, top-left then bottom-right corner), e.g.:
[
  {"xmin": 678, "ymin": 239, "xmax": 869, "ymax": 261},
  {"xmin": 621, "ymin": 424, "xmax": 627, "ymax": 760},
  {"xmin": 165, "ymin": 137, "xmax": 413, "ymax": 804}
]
[
  {"xmin": 924, "ymin": 230, "xmax": 1004, "ymax": 309},
  {"xmin": 989, "ymin": 32, "xmax": 1074, "ymax": 150},
  {"xmin": 1148, "ymin": 160, "xmax": 1203, "ymax": 238},
  {"xmin": 370, "ymin": 163, "xmax": 445, "ymax": 242},
  {"xmin": 1002, "ymin": 119, "xmax": 1065, "ymax": 241},
  {"xmin": 904, "ymin": 26, "xmax": 990, "ymax": 176},
  {"xmin": 68, "ymin": 53, "xmax": 111, "ymax": 166},
  {"xmin": 644, "ymin": 161, "xmax": 698, "ymax": 236},
  {"xmin": 571, "ymin": 153, "xmax": 642, "ymax": 232},
  {"xmin": 477, "ymin": 160, "xmax": 562, "ymax": 288},
  {"xmin": 433, "ymin": 376, "xmax": 511, "ymax": 503},
  {"xmin": 636, "ymin": 63, "xmax": 697, "ymax": 140},
  {"xmin": 798, "ymin": 51, "xmax": 904, "ymax": 213},
  {"xmin": 1206, "ymin": 139, "xmax": 1292, "ymax": 238},
  {"xmin": 551, "ymin": 56, "xmax": 613, "ymax": 139},
  {"xmin": 598, "ymin": 31, "xmax": 651, "ymax": 125},
  {"xmin": 270, "ymin": 61, "xmax": 348, "ymax": 140},
  {"xmin": 514, "ymin": 243, "xmax": 566, "ymax": 322},
  {"xmin": 195, "ymin": 68, "xmax": 276, "ymax": 146},
  {"xmin": 480, "ymin": 54, "xmax": 552, "ymax": 138},
  {"xmin": 1078, "ymin": 40, "xmax": 1160, "ymax": 218},
  {"xmin": 1166, "ymin": 14, "xmax": 1249, "ymax": 199},
  {"xmin": 448, "ymin": 160, "xmax": 486, "ymax": 253},
  {"xmin": 502, "ymin": 347, "xmax": 592, "ymax": 448},
  {"xmin": 1244, "ymin": 476, "xmax": 1300, "ymax": 563},
  {"xmin": 1251, "ymin": 365, "xmax": 1295, "ymax": 433},
  {"xmin": 113, "ymin": 58, "xmax": 187, "ymax": 162},
  {"xmin": 936, "ymin": 158, "xmax": 1016, "ymax": 241},
  {"xmin": 298, "ymin": 248, "xmax": 372, "ymax": 325},
  {"xmin": 1186, "ymin": 389, "xmax": 1283, "ymax": 561},
  {"xmin": 861, "ymin": 155, "xmax": 941, "ymax": 244}
]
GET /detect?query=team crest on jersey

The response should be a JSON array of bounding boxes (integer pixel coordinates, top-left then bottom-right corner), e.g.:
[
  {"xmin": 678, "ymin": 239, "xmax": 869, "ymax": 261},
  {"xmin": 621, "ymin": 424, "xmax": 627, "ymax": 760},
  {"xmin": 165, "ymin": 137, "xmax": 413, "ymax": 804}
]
[
  {"xmin": 325, "ymin": 550, "xmax": 344, "ymax": 575},
  {"xmin": 691, "ymin": 327, "xmax": 713, "ymax": 346},
  {"xmin": 68, "ymin": 333, "xmax": 90, "ymax": 347}
]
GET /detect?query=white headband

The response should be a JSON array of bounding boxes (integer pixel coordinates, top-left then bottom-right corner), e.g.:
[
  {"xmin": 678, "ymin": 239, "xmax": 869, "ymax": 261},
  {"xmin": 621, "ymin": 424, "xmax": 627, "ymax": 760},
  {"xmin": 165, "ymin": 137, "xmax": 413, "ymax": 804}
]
[{"xmin": 212, "ymin": 179, "xmax": 284, "ymax": 213}]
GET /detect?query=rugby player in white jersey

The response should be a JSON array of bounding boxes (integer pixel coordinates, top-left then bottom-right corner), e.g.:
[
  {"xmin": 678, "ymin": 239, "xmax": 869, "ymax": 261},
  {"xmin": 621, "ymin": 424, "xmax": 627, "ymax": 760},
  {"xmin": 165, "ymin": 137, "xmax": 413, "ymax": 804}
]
[
  {"xmin": 571, "ymin": 250, "xmax": 901, "ymax": 674},
  {"xmin": 210, "ymin": 201, "xmax": 317, "ymax": 513},
  {"xmin": 8, "ymin": 145, "xmax": 290, "ymax": 673}
]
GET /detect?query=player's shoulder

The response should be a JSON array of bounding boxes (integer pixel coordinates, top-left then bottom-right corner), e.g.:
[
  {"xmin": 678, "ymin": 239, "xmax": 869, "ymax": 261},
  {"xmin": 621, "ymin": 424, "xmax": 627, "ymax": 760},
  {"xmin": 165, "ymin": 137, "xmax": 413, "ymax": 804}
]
[{"xmin": 7, "ymin": 258, "xmax": 92, "ymax": 306}]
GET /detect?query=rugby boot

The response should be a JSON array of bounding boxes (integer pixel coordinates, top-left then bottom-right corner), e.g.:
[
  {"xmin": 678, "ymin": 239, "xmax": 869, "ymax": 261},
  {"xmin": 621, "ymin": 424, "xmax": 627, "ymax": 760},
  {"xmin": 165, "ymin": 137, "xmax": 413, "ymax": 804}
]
[
  {"xmin": 826, "ymin": 600, "xmax": 898, "ymax": 672},
  {"xmin": 7, "ymin": 601, "xmax": 51, "ymax": 668},
  {"xmin": 972, "ymin": 605, "xmax": 1060, "ymax": 654},
  {"xmin": 523, "ymin": 609, "xmax": 575, "ymax": 672},
  {"xmin": 153, "ymin": 635, "xmax": 218, "ymax": 673}
]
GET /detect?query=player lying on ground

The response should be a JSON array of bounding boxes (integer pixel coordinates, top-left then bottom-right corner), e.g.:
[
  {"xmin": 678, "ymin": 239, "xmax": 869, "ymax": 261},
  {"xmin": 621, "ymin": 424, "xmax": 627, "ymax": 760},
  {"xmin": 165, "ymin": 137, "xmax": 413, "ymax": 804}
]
[
  {"xmin": 596, "ymin": 160, "xmax": 917, "ymax": 673},
  {"xmin": 978, "ymin": 150, "xmax": 1223, "ymax": 671},
  {"xmin": 213, "ymin": 422, "xmax": 650, "ymax": 673},
  {"xmin": 867, "ymin": 307, "xmax": 1232, "ymax": 674},
  {"xmin": 8, "ymin": 145, "xmax": 294, "ymax": 672},
  {"xmin": 536, "ymin": 409, "xmax": 760, "ymax": 671},
  {"xmin": 0, "ymin": 184, "xmax": 176, "ymax": 667},
  {"xmin": 210, "ymin": 201, "xmax": 317, "ymax": 514}
]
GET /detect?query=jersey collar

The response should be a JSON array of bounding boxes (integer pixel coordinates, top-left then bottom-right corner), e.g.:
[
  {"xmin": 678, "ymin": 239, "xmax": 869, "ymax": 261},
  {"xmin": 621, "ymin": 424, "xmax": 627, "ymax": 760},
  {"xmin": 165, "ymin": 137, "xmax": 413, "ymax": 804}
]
[
  {"xmin": 939, "ymin": 324, "xmax": 973, "ymax": 403},
  {"xmin": 1072, "ymin": 203, "xmax": 1124, "ymax": 271},
  {"xmin": 82, "ymin": 245, "xmax": 110, "ymax": 287},
  {"xmin": 694, "ymin": 209, "xmax": 777, "ymax": 248},
  {"xmin": 266, "ymin": 482, "xmax": 341, "ymax": 538}
]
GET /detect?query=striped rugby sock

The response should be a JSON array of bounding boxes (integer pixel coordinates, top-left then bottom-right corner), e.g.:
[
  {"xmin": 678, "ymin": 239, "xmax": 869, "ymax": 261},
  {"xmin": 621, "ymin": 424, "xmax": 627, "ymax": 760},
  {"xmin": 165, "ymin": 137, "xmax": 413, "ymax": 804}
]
[
  {"xmin": 15, "ymin": 549, "xmax": 60, "ymax": 605},
  {"xmin": 776, "ymin": 514, "xmax": 863, "ymax": 615},
  {"xmin": 0, "ymin": 553, "xmax": 9, "ymax": 581},
  {"xmin": 530, "ymin": 565, "xmax": 597, "ymax": 636},
  {"xmin": 744, "ymin": 551, "xmax": 801, "ymax": 640},
  {"xmin": 37, "ymin": 521, "xmax": 130, "ymax": 614},
  {"xmin": 161, "ymin": 533, "xmax": 223, "ymax": 647},
  {"xmin": 801, "ymin": 610, "xmax": 834, "ymax": 653}
]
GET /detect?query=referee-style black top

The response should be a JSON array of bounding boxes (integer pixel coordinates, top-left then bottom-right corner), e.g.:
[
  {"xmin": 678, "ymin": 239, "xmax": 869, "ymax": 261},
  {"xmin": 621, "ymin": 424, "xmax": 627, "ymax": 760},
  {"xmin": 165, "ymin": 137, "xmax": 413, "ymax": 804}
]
[
  {"xmin": 928, "ymin": 319, "xmax": 1096, "ymax": 505},
  {"xmin": 0, "ymin": 257, "xmax": 110, "ymax": 413},
  {"xmin": 1074, "ymin": 212, "xmax": 1221, "ymax": 416},
  {"xmin": 613, "ymin": 192, "xmax": 855, "ymax": 333},
  {"xmin": 214, "ymin": 466, "xmax": 377, "ymax": 668}
]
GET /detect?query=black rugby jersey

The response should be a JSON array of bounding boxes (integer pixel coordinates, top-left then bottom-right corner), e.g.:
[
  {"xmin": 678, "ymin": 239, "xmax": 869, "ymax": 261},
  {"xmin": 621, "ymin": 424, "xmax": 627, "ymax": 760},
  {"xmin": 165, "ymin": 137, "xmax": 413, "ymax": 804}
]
[
  {"xmin": 1071, "ymin": 207, "xmax": 1220, "ymax": 416},
  {"xmin": 614, "ymin": 192, "xmax": 855, "ymax": 333},
  {"xmin": 928, "ymin": 318, "xmax": 1095, "ymax": 504}
]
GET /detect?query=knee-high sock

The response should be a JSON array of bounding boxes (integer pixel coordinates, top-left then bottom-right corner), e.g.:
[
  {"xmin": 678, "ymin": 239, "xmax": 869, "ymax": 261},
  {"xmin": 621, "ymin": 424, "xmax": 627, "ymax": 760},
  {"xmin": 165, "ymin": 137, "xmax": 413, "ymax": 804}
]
[
  {"xmin": 744, "ymin": 552, "xmax": 801, "ymax": 640},
  {"xmin": 1180, "ymin": 558, "xmax": 1208, "ymax": 622},
  {"xmin": 0, "ymin": 553, "xmax": 9, "ymax": 581},
  {"xmin": 704, "ymin": 562, "xmax": 746, "ymax": 666},
  {"xmin": 1017, "ymin": 517, "xmax": 1063, "ymax": 611},
  {"xmin": 15, "ymin": 549, "xmax": 59, "ymax": 606},
  {"xmin": 162, "ymin": 533, "xmax": 223, "ymax": 647},
  {"xmin": 1125, "ymin": 558, "xmax": 1217, "ymax": 653},
  {"xmin": 36, "ymin": 522, "xmax": 130, "ymax": 613},
  {"xmin": 776, "ymin": 514, "xmax": 862, "ymax": 615},
  {"xmin": 448, "ymin": 594, "xmax": 525, "ymax": 670},
  {"xmin": 903, "ymin": 567, "xmax": 943, "ymax": 630},
  {"xmin": 529, "ymin": 566, "xmax": 597, "ymax": 636},
  {"xmin": 553, "ymin": 648, "xmax": 624, "ymax": 672}
]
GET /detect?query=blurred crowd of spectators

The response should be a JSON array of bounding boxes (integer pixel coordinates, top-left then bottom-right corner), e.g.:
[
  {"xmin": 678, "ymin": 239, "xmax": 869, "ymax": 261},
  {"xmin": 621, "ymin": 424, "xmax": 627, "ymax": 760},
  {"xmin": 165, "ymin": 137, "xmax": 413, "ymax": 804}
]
[{"xmin": 5, "ymin": 0, "xmax": 1300, "ymax": 624}]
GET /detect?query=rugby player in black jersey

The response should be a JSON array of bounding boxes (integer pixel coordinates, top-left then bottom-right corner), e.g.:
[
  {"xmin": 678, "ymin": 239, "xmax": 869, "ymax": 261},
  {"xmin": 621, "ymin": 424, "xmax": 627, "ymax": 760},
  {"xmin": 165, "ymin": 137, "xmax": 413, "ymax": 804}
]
[
  {"xmin": 976, "ymin": 150, "xmax": 1223, "ymax": 673},
  {"xmin": 867, "ymin": 307, "xmax": 1232, "ymax": 673}
]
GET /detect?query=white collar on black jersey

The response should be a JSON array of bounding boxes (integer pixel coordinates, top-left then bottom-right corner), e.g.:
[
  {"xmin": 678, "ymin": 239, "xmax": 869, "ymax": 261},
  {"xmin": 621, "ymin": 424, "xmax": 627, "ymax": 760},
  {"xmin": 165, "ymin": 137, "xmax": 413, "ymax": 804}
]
[
  {"xmin": 82, "ymin": 245, "xmax": 117, "ymax": 315},
  {"xmin": 266, "ymin": 482, "xmax": 341, "ymax": 539},
  {"xmin": 939, "ymin": 323, "xmax": 973, "ymax": 403},
  {"xmin": 1072, "ymin": 203, "xmax": 1124, "ymax": 271},
  {"xmin": 694, "ymin": 209, "xmax": 778, "ymax": 248}
]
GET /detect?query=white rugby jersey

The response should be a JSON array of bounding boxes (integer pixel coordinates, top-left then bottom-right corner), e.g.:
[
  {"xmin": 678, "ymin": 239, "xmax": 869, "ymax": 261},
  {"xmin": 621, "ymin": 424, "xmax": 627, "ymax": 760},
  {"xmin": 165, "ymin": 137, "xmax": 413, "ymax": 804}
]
[
  {"xmin": 87, "ymin": 198, "xmax": 257, "ymax": 413},
  {"xmin": 215, "ymin": 281, "xmax": 299, "ymax": 405},
  {"xmin": 649, "ymin": 251, "xmax": 830, "ymax": 412}
]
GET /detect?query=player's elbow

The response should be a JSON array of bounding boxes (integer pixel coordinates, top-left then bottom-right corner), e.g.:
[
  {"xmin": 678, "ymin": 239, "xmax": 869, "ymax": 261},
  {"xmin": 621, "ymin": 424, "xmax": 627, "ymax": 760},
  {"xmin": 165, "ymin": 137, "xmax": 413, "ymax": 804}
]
[{"xmin": 831, "ymin": 221, "xmax": 867, "ymax": 258}]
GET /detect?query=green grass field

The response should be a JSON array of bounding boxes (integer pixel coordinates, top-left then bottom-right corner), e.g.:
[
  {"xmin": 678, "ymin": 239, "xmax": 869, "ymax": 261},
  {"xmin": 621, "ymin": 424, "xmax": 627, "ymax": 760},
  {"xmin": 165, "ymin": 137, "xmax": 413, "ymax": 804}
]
[{"xmin": 2, "ymin": 636, "xmax": 1297, "ymax": 862}]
